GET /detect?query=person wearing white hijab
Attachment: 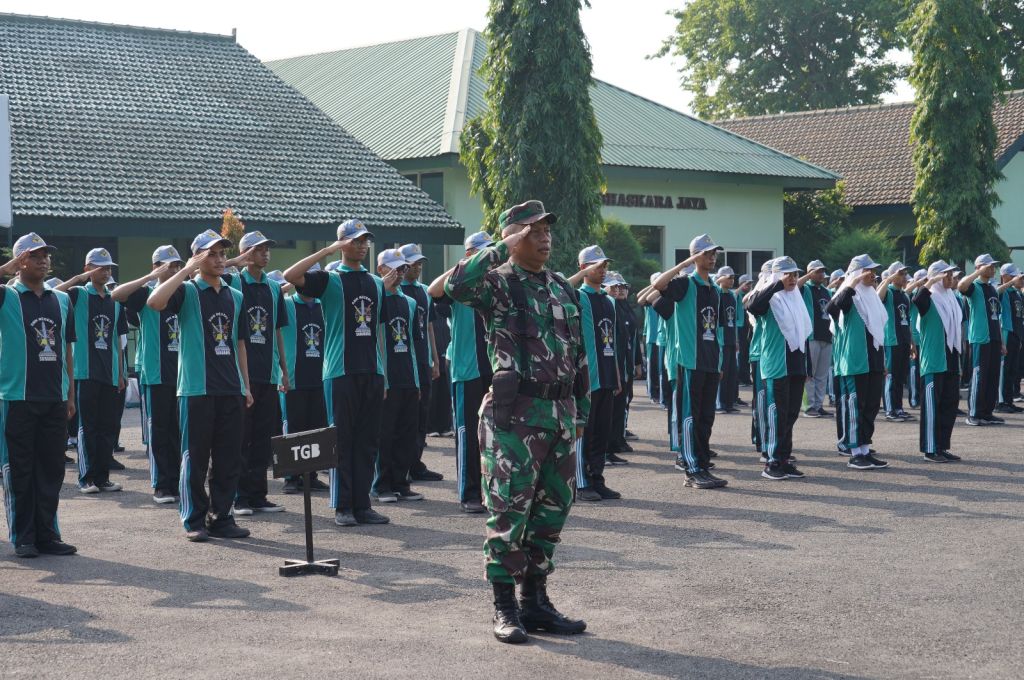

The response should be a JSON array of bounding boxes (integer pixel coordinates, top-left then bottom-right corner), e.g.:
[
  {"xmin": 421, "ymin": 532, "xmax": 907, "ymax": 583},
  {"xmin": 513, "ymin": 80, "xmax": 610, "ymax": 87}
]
[
  {"xmin": 912, "ymin": 261, "xmax": 963, "ymax": 462},
  {"xmin": 826, "ymin": 254, "xmax": 890, "ymax": 470},
  {"xmin": 744, "ymin": 257, "xmax": 811, "ymax": 479}
]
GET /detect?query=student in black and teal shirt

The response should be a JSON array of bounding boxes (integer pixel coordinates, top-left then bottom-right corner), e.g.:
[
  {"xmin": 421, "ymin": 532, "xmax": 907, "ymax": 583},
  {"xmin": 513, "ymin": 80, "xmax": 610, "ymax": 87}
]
[
  {"xmin": 372, "ymin": 249, "xmax": 424, "ymax": 504},
  {"xmin": 222, "ymin": 231, "xmax": 289, "ymax": 516},
  {"xmin": 606, "ymin": 272, "xmax": 640, "ymax": 460},
  {"xmin": 913, "ymin": 261, "xmax": 963, "ymax": 462},
  {"xmin": 398, "ymin": 243, "xmax": 444, "ymax": 483},
  {"xmin": 268, "ymin": 268, "xmax": 330, "ymax": 495},
  {"xmin": 744, "ymin": 257, "xmax": 811, "ymax": 480},
  {"xmin": 650, "ymin": 234, "xmax": 726, "ymax": 489},
  {"xmin": 997, "ymin": 263, "xmax": 1024, "ymax": 412},
  {"xmin": 714, "ymin": 266, "xmax": 739, "ymax": 414},
  {"xmin": 573, "ymin": 245, "xmax": 621, "ymax": 502},
  {"xmin": 148, "ymin": 229, "xmax": 253, "ymax": 543},
  {"xmin": 798, "ymin": 260, "xmax": 833, "ymax": 418},
  {"xmin": 284, "ymin": 219, "xmax": 393, "ymax": 528},
  {"xmin": 0, "ymin": 234, "xmax": 78, "ymax": 558},
  {"xmin": 957, "ymin": 253, "xmax": 1004, "ymax": 426},
  {"xmin": 427, "ymin": 231, "xmax": 495, "ymax": 514},
  {"xmin": 57, "ymin": 247, "xmax": 128, "ymax": 494},
  {"xmin": 878, "ymin": 262, "xmax": 914, "ymax": 421},
  {"xmin": 112, "ymin": 245, "xmax": 185, "ymax": 504},
  {"xmin": 642, "ymin": 272, "xmax": 665, "ymax": 405}
]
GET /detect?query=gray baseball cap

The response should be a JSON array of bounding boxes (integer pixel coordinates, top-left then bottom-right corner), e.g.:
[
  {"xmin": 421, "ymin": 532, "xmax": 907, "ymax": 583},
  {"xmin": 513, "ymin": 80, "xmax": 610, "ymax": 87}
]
[
  {"xmin": 806, "ymin": 259, "xmax": 826, "ymax": 272},
  {"xmin": 714, "ymin": 266, "xmax": 735, "ymax": 280},
  {"xmin": 191, "ymin": 229, "xmax": 232, "ymax": 254},
  {"xmin": 1000, "ymin": 262, "xmax": 1021, "ymax": 277},
  {"xmin": 974, "ymin": 253, "xmax": 999, "ymax": 268},
  {"xmin": 399, "ymin": 243, "xmax": 426, "ymax": 264},
  {"xmin": 888, "ymin": 261, "xmax": 909, "ymax": 274},
  {"xmin": 913, "ymin": 269, "xmax": 927, "ymax": 281},
  {"xmin": 738, "ymin": 273, "xmax": 753, "ymax": 285},
  {"xmin": 927, "ymin": 260, "xmax": 957, "ymax": 277},
  {"xmin": 152, "ymin": 245, "xmax": 184, "ymax": 264},
  {"xmin": 85, "ymin": 248, "xmax": 117, "ymax": 267},
  {"xmin": 760, "ymin": 258, "xmax": 775, "ymax": 274},
  {"xmin": 336, "ymin": 219, "xmax": 374, "ymax": 243},
  {"xmin": 829, "ymin": 269, "xmax": 845, "ymax": 283},
  {"xmin": 464, "ymin": 231, "xmax": 494, "ymax": 251},
  {"xmin": 689, "ymin": 233, "xmax": 722, "ymax": 256},
  {"xmin": 847, "ymin": 254, "xmax": 881, "ymax": 273},
  {"xmin": 772, "ymin": 256, "xmax": 800, "ymax": 274},
  {"xmin": 578, "ymin": 245, "xmax": 611, "ymax": 266},
  {"xmin": 13, "ymin": 232, "xmax": 56, "ymax": 257},
  {"xmin": 377, "ymin": 248, "xmax": 407, "ymax": 270},
  {"xmin": 239, "ymin": 231, "xmax": 275, "ymax": 251}
]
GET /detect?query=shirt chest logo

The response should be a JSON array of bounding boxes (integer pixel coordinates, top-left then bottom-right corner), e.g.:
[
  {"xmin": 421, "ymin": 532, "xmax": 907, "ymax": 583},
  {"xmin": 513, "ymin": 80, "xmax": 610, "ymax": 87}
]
[
  {"xmin": 302, "ymin": 323, "xmax": 322, "ymax": 358},
  {"xmin": 818, "ymin": 298, "xmax": 829, "ymax": 320},
  {"xmin": 93, "ymin": 314, "xmax": 112, "ymax": 351},
  {"xmin": 248, "ymin": 305, "xmax": 268, "ymax": 344},
  {"xmin": 353, "ymin": 296, "xmax": 374, "ymax": 337},
  {"xmin": 700, "ymin": 305, "xmax": 718, "ymax": 341},
  {"xmin": 897, "ymin": 303, "xmax": 909, "ymax": 326},
  {"xmin": 389, "ymin": 317, "xmax": 409, "ymax": 353},
  {"xmin": 32, "ymin": 317, "xmax": 58, "ymax": 362},
  {"xmin": 208, "ymin": 312, "xmax": 233, "ymax": 356},
  {"xmin": 988, "ymin": 297, "xmax": 1000, "ymax": 321},
  {"xmin": 165, "ymin": 314, "xmax": 180, "ymax": 352},
  {"xmin": 726, "ymin": 306, "xmax": 736, "ymax": 327},
  {"xmin": 598, "ymin": 318, "xmax": 615, "ymax": 356}
]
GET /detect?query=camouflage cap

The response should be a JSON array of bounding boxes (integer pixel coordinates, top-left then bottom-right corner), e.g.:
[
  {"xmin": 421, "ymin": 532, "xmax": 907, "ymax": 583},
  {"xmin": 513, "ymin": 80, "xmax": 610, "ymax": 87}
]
[{"xmin": 498, "ymin": 200, "xmax": 557, "ymax": 231}]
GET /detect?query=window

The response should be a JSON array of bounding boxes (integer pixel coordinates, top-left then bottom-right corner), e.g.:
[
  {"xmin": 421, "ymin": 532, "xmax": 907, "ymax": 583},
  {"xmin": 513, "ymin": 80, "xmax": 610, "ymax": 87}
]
[
  {"xmin": 752, "ymin": 250, "xmax": 774, "ymax": 274},
  {"xmin": 725, "ymin": 251, "xmax": 748, "ymax": 278},
  {"xmin": 403, "ymin": 172, "xmax": 445, "ymax": 208}
]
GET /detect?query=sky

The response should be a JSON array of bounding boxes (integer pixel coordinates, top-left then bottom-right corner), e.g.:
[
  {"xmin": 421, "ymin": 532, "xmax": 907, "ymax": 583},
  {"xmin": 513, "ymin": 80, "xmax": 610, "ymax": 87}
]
[{"xmin": 11, "ymin": 0, "xmax": 912, "ymax": 116}]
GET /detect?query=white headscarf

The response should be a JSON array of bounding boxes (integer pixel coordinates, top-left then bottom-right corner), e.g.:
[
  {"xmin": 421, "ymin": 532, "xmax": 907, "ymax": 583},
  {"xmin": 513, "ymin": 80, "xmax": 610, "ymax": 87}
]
[
  {"xmin": 926, "ymin": 279, "xmax": 963, "ymax": 353},
  {"xmin": 766, "ymin": 273, "xmax": 812, "ymax": 352},
  {"xmin": 843, "ymin": 269, "xmax": 888, "ymax": 350}
]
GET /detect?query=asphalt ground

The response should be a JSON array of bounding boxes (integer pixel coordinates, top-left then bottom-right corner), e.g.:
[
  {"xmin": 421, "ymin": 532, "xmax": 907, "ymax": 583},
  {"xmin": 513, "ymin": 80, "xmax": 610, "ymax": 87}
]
[{"xmin": 1, "ymin": 384, "xmax": 1022, "ymax": 679}]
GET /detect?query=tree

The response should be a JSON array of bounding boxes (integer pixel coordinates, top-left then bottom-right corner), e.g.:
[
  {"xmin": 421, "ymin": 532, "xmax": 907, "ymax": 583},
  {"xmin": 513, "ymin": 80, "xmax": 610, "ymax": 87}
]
[
  {"xmin": 594, "ymin": 218, "xmax": 659, "ymax": 292},
  {"xmin": 657, "ymin": 0, "xmax": 908, "ymax": 120},
  {"xmin": 460, "ymin": 0, "xmax": 605, "ymax": 272},
  {"xmin": 907, "ymin": 0, "xmax": 1009, "ymax": 264},
  {"xmin": 822, "ymin": 224, "xmax": 899, "ymax": 271},
  {"xmin": 783, "ymin": 183, "xmax": 853, "ymax": 269},
  {"xmin": 989, "ymin": 0, "xmax": 1024, "ymax": 88}
]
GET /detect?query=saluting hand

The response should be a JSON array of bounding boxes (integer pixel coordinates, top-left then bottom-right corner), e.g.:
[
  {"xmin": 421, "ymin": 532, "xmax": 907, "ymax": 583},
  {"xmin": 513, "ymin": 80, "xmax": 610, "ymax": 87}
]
[
  {"xmin": 184, "ymin": 250, "xmax": 208, "ymax": 275},
  {"xmin": 500, "ymin": 223, "xmax": 530, "ymax": 248},
  {"xmin": 0, "ymin": 251, "xmax": 31, "ymax": 277},
  {"xmin": 382, "ymin": 268, "xmax": 401, "ymax": 290}
]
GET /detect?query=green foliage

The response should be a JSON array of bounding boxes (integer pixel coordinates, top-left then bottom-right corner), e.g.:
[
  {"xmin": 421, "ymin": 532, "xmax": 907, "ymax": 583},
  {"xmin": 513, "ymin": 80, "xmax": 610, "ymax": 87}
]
[
  {"xmin": 783, "ymin": 183, "xmax": 853, "ymax": 269},
  {"xmin": 989, "ymin": 0, "xmax": 1024, "ymax": 88},
  {"xmin": 657, "ymin": 0, "xmax": 908, "ymax": 119},
  {"xmin": 906, "ymin": 0, "xmax": 1009, "ymax": 264},
  {"xmin": 822, "ymin": 224, "xmax": 899, "ymax": 270},
  {"xmin": 460, "ymin": 0, "xmax": 605, "ymax": 272},
  {"xmin": 594, "ymin": 218, "xmax": 659, "ymax": 292}
]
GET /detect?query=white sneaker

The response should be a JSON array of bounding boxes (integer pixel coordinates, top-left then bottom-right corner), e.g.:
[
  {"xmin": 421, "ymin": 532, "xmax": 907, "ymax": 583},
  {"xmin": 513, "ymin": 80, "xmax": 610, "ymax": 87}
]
[
  {"xmin": 152, "ymin": 490, "xmax": 177, "ymax": 504},
  {"xmin": 371, "ymin": 492, "xmax": 399, "ymax": 503},
  {"xmin": 79, "ymin": 483, "xmax": 99, "ymax": 494}
]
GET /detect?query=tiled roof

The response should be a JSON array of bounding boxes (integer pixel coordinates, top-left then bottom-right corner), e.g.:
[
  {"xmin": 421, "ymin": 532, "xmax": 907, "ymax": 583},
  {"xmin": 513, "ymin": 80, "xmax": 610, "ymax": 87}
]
[
  {"xmin": 0, "ymin": 13, "xmax": 460, "ymax": 230},
  {"xmin": 267, "ymin": 30, "xmax": 838, "ymax": 188},
  {"xmin": 717, "ymin": 93, "xmax": 1024, "ymax": 206}
]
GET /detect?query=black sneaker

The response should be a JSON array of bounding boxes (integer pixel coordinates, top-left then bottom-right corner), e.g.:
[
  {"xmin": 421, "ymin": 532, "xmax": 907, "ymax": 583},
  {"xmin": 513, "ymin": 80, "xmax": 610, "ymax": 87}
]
[
  {"xmin": 704, "ymin": 471, "xmax": 728, "ymax": 487},
  {"xmin": 394, "ymin": 488, "xmax": 424, "ymax": 501},
  {"xmin": 735, "ymin": 398, "xmax": 748, "ymax": 407},
  {"xmin": 803, "ymin": 408, "xmax": 821, "ymax": 418},
  {"xmin": 114, "ymin": 444, "xmax": 126, "ymax": 453},
  {"xmin": 36, "ymin": 540, "xmax": 77, "ymax": 555},
  {"xmin": 334, "ymin": 511, "xmax": 357, "ymax": 526},
  {"xmin": 817, "ymin": 407, "xmax": 833, "ymax": 417},
  {"xmin": 109, "ymin": 458, "xmax": 126, "ymax": 471},
  {"xmin": 848, "ymin": 455, "xmax": 874, "ymax": 470},
  {"xmin": 410, "ymin": 468, "xmax": 444, "ymax": 482},
  {"xmin": 594, "ymin": 484, "xmax": 621, "ymax": 500},
  {"xmin": 605, "ymin": 452, "xmax": 629, "ymax": 466},
  {"xmin": 308, "ymin": 476, "xmax": 330, "ymax": 491},
  {"xmin": 940, "ymin": 451, "xmax": 962, "ymax": 461},
  {"xmin": 153, "ymin": 489, "xmax": 177, "ymax": 504},
  {"xmin": 97, "ymin": 481, "xmax": 122, "ymax": 492},
  {"xmin": 186, "ymin": 528, "xmax": 209, "ymax": 542},
  {"xmin": 782, "ymin": 463, "xmax": 805, "ymax": 478},
  {"xmin": 460, "ymin": 501, "xmax": 486, "ymax": 514},
  {"xmin": 965, "ymin": 417, "xmax": 987, "ymax": 426},
  {"xmin": 865, "ymin": 454, "xmax": 889, "ymax": 469},
  {"xmin": 761, "ymin": 465, "xmax": 787, "ymax": 480},
  {"xmin": 897, "ymin": 410, "xmax": 914, "ymax": 420},
  {"xmin": 685, "ymin": 471, "xmax": 719, "ymax": 489},
  {"xmin": 577, "ymin": 487, "xmax": 602, "ymax": 502},
  {"xmin": 282, "ymin": 479, "xmax": 300, "ymax": 494},
  {"xmin": 884, "ymin": 412, "xmax": 902, "ymax": 421},
  {"xmin": 624, "ymin": 429, "xmax": 639, "ymax": 440},
  {"xmin": 252, "ymin": 499, "xmax": 285, "ymax": 513},
  {"xmin": 923, "ymin": 452, "xmax": 947, "ymax": 463},
  {"xmin": 995, "ymin": 403, "xmax": 1017, "ymax": 414},
  {"xmin": 207, "ymin": 522, "xmax": 250, "ymax": 539},
  {"xmin": 354, "ymin": 508, "xmax": 390, "ymax": 524},
  {"xmin": 15, "ymin": 544, "xmax": 39, "ymax": 558},
  {"xmin": 232, "ymin": 501, "xmax": 254, "ymax": 516},
  {"xmin": 983, "ymin": 416, "xmax": 1005, "ymax": 425}
]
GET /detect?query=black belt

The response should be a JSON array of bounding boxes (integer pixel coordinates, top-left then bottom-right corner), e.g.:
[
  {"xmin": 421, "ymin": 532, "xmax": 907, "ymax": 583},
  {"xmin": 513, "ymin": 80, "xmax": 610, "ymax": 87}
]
[{"xmin": 519, "ymin": 380, "xmax": 573, "ymax": 400}]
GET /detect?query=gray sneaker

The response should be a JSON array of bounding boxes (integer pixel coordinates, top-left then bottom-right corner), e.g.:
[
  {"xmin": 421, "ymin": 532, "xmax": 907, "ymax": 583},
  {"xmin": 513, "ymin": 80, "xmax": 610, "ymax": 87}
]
[
  {"xmin": 371, "ymin": 491, "xmax": 398, "ymax": 503},
  {"xmin": 334, "ymin": 510, "xmax": 357, "ymax": 526}
]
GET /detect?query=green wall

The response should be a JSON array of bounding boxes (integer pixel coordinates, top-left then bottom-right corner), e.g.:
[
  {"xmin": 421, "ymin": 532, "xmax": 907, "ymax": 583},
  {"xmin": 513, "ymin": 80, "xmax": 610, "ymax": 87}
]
[{"xmin": 994, "ymin": 153, "xmax": 1024, "ymax": 268}]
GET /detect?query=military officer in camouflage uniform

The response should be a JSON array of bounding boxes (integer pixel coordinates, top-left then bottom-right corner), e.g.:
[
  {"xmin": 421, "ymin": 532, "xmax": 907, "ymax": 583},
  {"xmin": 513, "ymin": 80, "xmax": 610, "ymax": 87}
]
[{"xmin": 446, "ymin": 200, "xmax": 590, "ymax": 644}]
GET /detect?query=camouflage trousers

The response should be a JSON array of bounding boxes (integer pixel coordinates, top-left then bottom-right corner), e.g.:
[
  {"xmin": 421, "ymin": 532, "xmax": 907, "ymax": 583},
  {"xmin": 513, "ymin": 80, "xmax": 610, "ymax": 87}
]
[{"xmin": 479, "ymin": 415, "xmax": 576, "ymax": 584}]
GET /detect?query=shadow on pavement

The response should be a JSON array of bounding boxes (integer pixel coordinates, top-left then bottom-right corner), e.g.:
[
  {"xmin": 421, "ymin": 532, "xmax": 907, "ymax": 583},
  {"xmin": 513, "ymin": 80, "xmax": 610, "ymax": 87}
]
[{"xmin": 0, "ymin": 592, "xmax": 132, "ymax": 643}]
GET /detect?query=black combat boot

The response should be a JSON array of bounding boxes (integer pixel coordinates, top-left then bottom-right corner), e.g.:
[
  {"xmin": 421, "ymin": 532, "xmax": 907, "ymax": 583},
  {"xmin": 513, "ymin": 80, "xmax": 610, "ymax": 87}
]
[
  {"xmin": 492, "ymin": 583, "xmax": 528, "ymax": 644},
  {"xmin": 518, "ymin": 575, "xmax": 587, "ymax": 634}
]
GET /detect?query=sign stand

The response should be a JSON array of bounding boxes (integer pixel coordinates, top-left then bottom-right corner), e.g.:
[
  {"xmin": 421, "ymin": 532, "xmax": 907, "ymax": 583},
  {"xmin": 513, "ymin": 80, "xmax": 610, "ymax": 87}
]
[{"xmin": 271, "ymin": 426, "xmax": 340, "ymax": 577}]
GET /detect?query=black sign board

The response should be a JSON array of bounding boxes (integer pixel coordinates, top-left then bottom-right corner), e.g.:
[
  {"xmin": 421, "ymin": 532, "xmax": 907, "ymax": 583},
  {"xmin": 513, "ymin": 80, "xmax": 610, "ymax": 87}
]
[
  {"xmin": 269, "ymin": 426, "xmax": 340, "ymax": 577},
  {"xmin": 271, "ymin": 426, "xmax": 338, "ymax": 479}
]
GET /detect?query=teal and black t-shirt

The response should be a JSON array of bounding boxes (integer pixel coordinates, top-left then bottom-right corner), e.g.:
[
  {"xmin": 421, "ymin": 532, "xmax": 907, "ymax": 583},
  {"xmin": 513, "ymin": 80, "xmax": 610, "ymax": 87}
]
[
  {"xmin": 0, "ymin": 283, "xmax": 75, "ymax": 402},
  {"xmin": 883, "ymin": 286, "xmax": 912, "ymax": 347},
  {"xmin": 277, "ymin": 294, "xmax": 325, "ymax": 391},
  {"xmin": 225, "ymin": 270, "xmax": 288, "ymax": 385},
  {"xmin": 719, "ymin": 288, "xmax": 737, "ymax": 347},
  {"xmin": 802, "ymin": 283, "xmax": 833, "ymax": 343},
  {"xmin": 442, "ymin": 295, "xmax": 491, "ymax": 383},
  {"xmin": 966, "ymin": 280, "xmax": 1001, "ymax": 345},
  {"xmin": 382, "ymin": 291, "xmax": 419, "ymax": 390},
  {"xmin": 579, "ymin": 283, "xmax": 617, "ymax": 390},
  {"xmin": 163, "ymin": 279, "xmax": 245, "ymax": 397},
  {"xmin": 401, "ymin": 280, "xmax": 433, "ymax": 376},
  {"xmin": 745, "ymin": 280, "xmax": 806, "ymax": 380},
  {"xmin": 296, "ymin": 266, "xmax": 385, "ymax": 380},
  {"xmin": 69, "ymin": 283, "xmax": 128, "ymax": 385},
  {"xmin": 656, "ymin": 273, "xmax": 721, "ymax": 372},
  {"xmin": 124, "ymin": 283, "xmax": 179, "ymax": 386}
]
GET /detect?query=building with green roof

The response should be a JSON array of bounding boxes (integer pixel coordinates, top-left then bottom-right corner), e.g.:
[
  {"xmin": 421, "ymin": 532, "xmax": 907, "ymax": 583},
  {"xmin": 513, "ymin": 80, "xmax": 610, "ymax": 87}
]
[
  {"xmin": 0, "ymin": 13, "xmax": 463, "ymax": 283},
  {"xmin": 268, "ymin": 29, "xmax": 839, "ymax": 276}
]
